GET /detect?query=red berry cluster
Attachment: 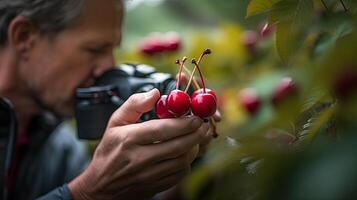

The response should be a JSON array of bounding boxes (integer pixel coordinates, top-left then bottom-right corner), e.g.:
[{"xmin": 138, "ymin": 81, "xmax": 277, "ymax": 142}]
[
  {"xmin": 239, "ymin": 76, "xmax": 297, "ymax": 115},
  {"xmin": 138, "ymin": 32, "xmax": 181, "ymax": 56},
  {"xmin": 156, "ymin": 49, "xmax": 218, "ymax": 120}
]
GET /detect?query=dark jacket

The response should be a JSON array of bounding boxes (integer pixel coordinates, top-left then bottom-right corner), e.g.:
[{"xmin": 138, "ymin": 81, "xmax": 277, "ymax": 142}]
[{"xmin": 0, "ymin": 97, "xmax": 89, "ymax": 200}]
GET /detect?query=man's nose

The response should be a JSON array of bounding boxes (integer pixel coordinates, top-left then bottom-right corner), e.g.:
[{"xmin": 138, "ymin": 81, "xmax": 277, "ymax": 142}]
[{"xmin": 93, "ymin": 52, "xmax": 115, "ymax": 77}]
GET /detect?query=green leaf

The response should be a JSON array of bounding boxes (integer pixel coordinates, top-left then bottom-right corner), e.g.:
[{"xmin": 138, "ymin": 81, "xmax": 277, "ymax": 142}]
[
  {"xmin": 269, "ymin": 0, "xmax": 314, "ymax": 64},
  {"xmin": 344, "ymin": 0, "xmax": 357, "ymax": 14},
  {"xmin": 246, "ymin": 0, "xmax": 281, "ymax": 18},
  {"xmin": 275, "ymin": 22, "xmax": 300, "ymax": 65},
  {"xmin": 313, "ymin": 22, "xmax": 352, "ymax": 57},
  {"xmin": 305, "ymin": 106, "xmax": 335, "ymax": 143}
]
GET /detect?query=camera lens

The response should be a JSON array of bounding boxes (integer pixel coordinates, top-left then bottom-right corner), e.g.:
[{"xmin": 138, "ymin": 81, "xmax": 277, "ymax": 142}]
[
  {"xmin": 163, "ymin": 80, "xmax": 177, "ymax": 95},
  {"xmin": 136, "ymin": 84, "xmax": 155, "ymax": 93}
]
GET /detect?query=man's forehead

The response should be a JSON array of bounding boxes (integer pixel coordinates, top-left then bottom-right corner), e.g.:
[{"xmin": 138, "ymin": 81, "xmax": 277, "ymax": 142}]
[{"xmin": 75, "ymin": 0, "xmax": 123, "ymax": 28}]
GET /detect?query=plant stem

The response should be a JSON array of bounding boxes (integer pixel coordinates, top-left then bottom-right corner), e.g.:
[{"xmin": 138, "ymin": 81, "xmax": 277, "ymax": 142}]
[
  {"xmin": 175, "ymin": 57, "xmax": 187, "ymax": 90},
  {"xmin": 340, "ymin": 0, "xmax": 348, "ymax": 12},
  {"xmin": 320, "ymin": 0, "xmax": 328, "ymax": 11},
  {"xmin": 185, "ymin": 55, "xmax": 204, "ymax": 92},
  {"xmin": 183, "ymin": 66, "xmax": 200, "ymax": 90},
  {"xmin": 191, "ymin": 59, "xmax": 206, "ymax": 93},
  {"xmin": 184, "ymin": 49, "xmax": 211, "ymax": 93}
]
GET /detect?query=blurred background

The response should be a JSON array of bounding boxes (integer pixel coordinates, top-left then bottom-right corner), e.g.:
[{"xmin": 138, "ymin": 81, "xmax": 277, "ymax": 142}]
[{"xmin": 110, "ymin": 0, "xmax": 357, "ymax": 199}]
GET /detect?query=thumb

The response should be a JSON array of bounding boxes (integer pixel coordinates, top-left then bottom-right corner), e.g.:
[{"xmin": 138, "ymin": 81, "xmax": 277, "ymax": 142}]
[{"xmin": 108, "ymin": 88, "xmax": 160, "ymax": 127}]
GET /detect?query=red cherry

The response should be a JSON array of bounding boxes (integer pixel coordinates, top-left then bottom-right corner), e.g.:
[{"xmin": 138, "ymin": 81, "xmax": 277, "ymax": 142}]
[
  {"xmin": 271, "ymin": 77, "xmax": 297, "ymax": 106},
  {"xmin": 166, "ymin": 90, "xmax": 191, "ymax": 117},
  {"xmin": 164, "ymin": 32, "xmax": 181, "ymax": 52},
  {"xmin": 139, "ymin": 35, "xmax": 165, "ymax": 55},
  {"xmin": 189, "ymin": 57, "xmax": 217, "ymax": 118},
  {"xmin": 191, "ymin": 88, "xmax": 217, "ymax": 100},
  {"xmin": 239, "ymin": 88, "xmax": 261, "ymax": 115},
  {"xmin": 156, "ymin": 95, "xmax": 175, "ymax": 119},
  {"xmin": 241, "ymin": 30, "xmax": 259, "ymax": 52},
  {"xmin": 139, "ymin": 43, "xmax": 155, "ymax": 55},
  {"xmin": 333, "ymin": 69, "xmax": 357, "ymax": 100},
  {"xmin": 260, "ymin": 23, "xmax": 275, "ymax": 38},
  {"xmin": 191, "ymin": 93, "xmax": 217, "ymax": 118}
]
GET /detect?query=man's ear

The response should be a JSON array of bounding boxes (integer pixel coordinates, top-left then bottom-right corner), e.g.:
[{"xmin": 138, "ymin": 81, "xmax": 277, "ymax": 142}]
[{"xmin": 7, "ymin": 15, "xmax": 39, "ymax": 57}]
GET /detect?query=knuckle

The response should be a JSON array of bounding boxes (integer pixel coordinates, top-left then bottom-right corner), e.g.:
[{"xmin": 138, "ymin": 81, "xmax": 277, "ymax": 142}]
[
  {"xmin": 127, "ymin": 93, "xmax": 140, "ymax": 105},
  {"xmin": 101, "ymin": 129, "xmax": 120, "ymax": 148},
  {"xmin": 118, "ymin": 126, "xmax": 139, "ymax": 146},
  {"xmin": 117, "ymin": 131, "xmax": 131, "ymax": 146}
]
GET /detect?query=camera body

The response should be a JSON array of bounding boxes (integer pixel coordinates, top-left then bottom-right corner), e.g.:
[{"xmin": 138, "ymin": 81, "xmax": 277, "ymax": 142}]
[{"xmin": 75, "ymin": 63, "xmax": 176, "ymax": 140}]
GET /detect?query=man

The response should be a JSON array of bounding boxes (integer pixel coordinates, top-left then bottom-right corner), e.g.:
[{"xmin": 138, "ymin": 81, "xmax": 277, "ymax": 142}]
[{"xmin": 0, "ymin": 0, "xmax": 218, "ymax": 199}]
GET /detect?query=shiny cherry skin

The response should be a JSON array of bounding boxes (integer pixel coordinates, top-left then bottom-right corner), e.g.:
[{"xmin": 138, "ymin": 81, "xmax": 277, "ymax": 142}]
[
  {"xmin": 164, "ymin": 32, "xmax": 181, "ymax": 51},
  {"xmin": 271, "ymin": 77, "xmax": 297, "ymax": 106},
  {"xmin": 191, "ymin": 93, "xmax": 217, "ymax": 118},
  {"xmin": 260, "ymin": 23, "xmax": 275, "ymax": 38},
  {"xmin": 191, "ymin": 88, "xmax": 217, "ymax": 100},
  {"xmin": 156, "ymin": 95, "xmax": 175, "ymax": 119},
  {"xmin": 239, "ymin": 88, "xmax": 261, "ymax": 115},
  {"xmin": 166, "ymin": 90, "xmax": 191, "ymax": 117}
]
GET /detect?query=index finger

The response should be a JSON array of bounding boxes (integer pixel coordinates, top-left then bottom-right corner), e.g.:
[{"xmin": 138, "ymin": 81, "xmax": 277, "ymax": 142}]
[{"xmin": 120, "ymin": 116, "xmax": 203, "ymax": 145}]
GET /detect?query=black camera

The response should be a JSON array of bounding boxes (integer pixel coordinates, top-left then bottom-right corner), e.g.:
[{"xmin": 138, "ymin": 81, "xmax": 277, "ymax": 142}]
[{"xmin": 75, "ymin": 63, "xmax": 176, "ymax": 140}]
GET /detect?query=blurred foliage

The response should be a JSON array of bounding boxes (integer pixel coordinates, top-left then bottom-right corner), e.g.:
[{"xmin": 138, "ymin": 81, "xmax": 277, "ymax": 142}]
[{"xmin": 113, "ymin": 0, "xmax": 357, "ymax": 199}]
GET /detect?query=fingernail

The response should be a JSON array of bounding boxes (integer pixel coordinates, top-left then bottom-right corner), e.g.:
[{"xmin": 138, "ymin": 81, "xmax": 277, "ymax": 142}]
[{"xmin": 192, "ymin": 116, "xmax": 203, "ymax": 127}]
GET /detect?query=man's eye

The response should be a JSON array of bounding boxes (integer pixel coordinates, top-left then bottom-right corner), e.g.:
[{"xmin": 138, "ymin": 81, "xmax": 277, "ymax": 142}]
[{"xmin": 87, "ymin": 47, "xmax": 105, "ymax": 54}]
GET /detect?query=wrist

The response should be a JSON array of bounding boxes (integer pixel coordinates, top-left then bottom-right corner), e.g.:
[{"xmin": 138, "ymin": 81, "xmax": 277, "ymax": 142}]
[{"xmin": 68, "ymin": 168, "xmax": 95, "ymax": 200}]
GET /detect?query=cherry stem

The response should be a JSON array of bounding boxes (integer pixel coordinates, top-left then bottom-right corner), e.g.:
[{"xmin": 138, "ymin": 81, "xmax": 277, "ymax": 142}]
[
  {"xmin": 183, "ymin": 66, "xmax": 201, "ymax": 90},
  {"xmin": 184, "ymin": 64, "xmax": 216, "ymax": 135},
  {"xmin": 340, "ymin": 0, "xmax": 348, "ymax": 12},
  {"xmin": 191, "ymin": 59, "xmax": 206, "ymax": 93},
  {"xmin": 184, "ymin": 49, "xmax": 211, "ymax": 93},
  {"xmin": 175, "ymin": 57, "xmax": 187, "ymax": 90}
]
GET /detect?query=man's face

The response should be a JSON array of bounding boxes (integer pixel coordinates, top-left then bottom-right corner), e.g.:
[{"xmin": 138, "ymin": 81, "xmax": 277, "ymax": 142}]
[{"xmin": 21, "ymin": 0, "xmax": 123, "ymax": 117}]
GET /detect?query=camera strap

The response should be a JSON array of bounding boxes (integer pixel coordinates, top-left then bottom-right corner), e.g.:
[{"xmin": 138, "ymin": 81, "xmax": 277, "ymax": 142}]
[{"xmin": 0, "ymin": 97, "xmax": 17, "ymax": 200}]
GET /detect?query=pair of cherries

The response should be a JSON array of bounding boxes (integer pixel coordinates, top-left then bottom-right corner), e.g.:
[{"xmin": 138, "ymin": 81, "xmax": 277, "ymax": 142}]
[
  {"xmin": 156, "ymin": 49, "xmax": 217, "ymax": 119},
  {"xmin": 156, "ymin": 88, "xmax": 217, "ymax": 119}
]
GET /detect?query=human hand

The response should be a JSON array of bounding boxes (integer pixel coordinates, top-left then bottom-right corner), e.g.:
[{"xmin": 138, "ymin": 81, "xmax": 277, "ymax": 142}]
[
  {"xmin": 69, "ymin": 89, "xmax": 209, "ymax": 200},
  {"xmin": 197, "ymin": 110, "xmax": 221, "ymax": 157}
]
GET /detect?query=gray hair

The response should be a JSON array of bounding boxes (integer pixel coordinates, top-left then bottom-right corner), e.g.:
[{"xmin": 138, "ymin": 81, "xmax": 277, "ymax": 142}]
[{"xmin": 0, "ymin": 0, "xmax": 85, "ymax": 46}]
